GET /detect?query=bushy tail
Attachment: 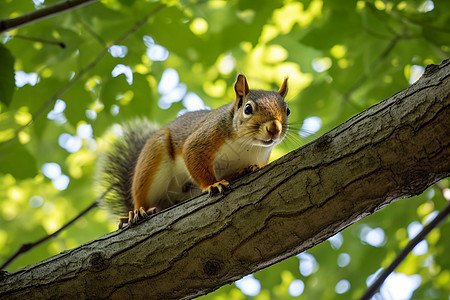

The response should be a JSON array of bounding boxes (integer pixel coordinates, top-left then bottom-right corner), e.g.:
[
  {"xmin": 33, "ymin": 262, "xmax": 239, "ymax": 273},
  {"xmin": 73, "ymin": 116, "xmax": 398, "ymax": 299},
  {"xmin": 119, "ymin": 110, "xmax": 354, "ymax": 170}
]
[{"xmin": 96, "ymin": 119, "xmax": 158, "ymax": 217}]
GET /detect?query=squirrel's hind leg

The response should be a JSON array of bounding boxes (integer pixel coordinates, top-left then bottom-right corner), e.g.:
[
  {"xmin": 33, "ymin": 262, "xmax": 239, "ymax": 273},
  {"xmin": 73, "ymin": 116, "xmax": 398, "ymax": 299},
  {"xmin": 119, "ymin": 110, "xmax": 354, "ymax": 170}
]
[
  {"xmin": 205, "ymin": 179, "xmax": 230, "ymax": 196},
  {"xmin": 117, "ymin": 131, "xmax": 168, "ymax": 229},
  {"xmin": 123, "ymin": 131, "xmax": 166, "ymax": 229}
]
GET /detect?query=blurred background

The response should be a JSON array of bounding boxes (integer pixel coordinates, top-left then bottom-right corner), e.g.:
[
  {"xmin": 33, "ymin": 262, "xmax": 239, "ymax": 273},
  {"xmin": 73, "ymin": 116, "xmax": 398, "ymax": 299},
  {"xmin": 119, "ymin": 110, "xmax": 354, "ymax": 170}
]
[{"xmin": 0, "ymin": 0, "xmax": 449, "ymax": 299}]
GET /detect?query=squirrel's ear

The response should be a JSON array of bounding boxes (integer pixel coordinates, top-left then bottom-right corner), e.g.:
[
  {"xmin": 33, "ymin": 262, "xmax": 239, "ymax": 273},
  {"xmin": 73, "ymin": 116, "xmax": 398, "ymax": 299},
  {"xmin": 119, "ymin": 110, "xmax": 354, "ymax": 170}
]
[
  {"xmin": 234, "ymin": 74, "xmax": 249, "ymax": 99},
  {"xmin": 278, "ymin": 77, "xmax": 288, "ymax": 98}
]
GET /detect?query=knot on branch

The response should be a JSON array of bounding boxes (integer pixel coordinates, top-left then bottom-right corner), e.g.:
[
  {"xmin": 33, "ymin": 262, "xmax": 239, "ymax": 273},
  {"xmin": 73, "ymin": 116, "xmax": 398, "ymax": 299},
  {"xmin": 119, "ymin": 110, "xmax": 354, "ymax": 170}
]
[
  {"xmin": 88, "ymin": 252, "xmax": 109, "ymax": 272},
  {"xmin": 203, "ymin": 259, "xmax": 224, "ymax": 277}
]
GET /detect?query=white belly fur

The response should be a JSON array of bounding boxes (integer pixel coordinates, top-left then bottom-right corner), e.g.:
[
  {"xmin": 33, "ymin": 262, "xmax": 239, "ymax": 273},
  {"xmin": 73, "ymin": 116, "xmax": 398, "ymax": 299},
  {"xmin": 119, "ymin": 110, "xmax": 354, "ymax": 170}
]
[
  {"xmin": 145, "ymin": 138, "xmax": 272, "ymax": 208},
  {"xmin": 213, "ymin": 137, "xmax": 273, "ymax": 180},
  {"xmin": 145, "ymin": 154, "xmax": 198, "ymax": 209}
]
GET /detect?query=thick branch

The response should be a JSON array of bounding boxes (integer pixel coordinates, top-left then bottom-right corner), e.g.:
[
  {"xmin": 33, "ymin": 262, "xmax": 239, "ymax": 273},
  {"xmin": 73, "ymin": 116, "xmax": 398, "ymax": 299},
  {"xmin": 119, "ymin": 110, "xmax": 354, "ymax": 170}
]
[
  {"xmin": 0, "ymin": 60, "xmax": 449, "ymax": 299},
  {"xmin": 0, "ymin": 0, "xmax": 98, "ymax": 33}
]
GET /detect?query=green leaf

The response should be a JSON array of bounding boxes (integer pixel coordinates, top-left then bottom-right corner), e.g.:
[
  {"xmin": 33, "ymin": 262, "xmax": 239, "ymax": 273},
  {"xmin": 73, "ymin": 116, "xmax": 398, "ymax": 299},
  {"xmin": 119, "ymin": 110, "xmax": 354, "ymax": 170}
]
[
  {"xmin": 0, "ymin": 140, "xmax": 37, "ymax": 179},
  {"xmin": 0, "ymin": 44, "xmax": 15, "ymax": 106},
  {"xmin": 63, "ymin": 80, "xmax": 95, "ymax": 127}
]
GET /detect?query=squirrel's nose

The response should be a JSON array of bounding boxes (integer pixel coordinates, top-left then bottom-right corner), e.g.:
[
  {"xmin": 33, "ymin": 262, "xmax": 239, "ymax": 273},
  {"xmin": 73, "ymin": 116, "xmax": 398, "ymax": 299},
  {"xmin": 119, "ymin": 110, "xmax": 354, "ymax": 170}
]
[{"xmin": 265, "ymin": 120, "xmax": 282, "ymax": 139}]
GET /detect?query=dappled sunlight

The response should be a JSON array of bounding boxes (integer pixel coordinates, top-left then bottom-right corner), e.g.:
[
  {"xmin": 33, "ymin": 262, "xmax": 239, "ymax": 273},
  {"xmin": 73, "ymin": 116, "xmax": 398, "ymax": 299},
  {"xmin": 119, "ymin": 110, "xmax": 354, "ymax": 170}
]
[
  {"xmin": 335, "ymin": 279, "xmax": 351, "ymax": 294},
  {"xmin": 84, "ymin": 75, "xmax": 101, "ymax": 92},
  {"xmin": 112, "ymin": 64, "xmax": 133, "ymax": 85},
  {"xmin": 235, "ymin": 274, "xmax": 261, "ymax": 297},
  {"xmin": 288, "ymin": 279, "xmax": 305, "ymax": 296},
  {"xmin": 337, "ymin": 253, "xmax": 351, "ymax": 268},
  {"xmin": 217, "ymin": 54, "xmax": 235, "ymax": 75},
  {"xmin": 328, "ymin": 232, "xmax": 343, "ymax": 250},
  {"xmin": 15, "ymin": 71, "xmax": 39, "ymax": 87},
  {"xmin": 14, "ymin": 107, "xmax": 32, "ymax": 128},
  {"xmin": 47, "ymin": 99, "xmax": 67, "ymax": 123},
  {"xmin": 419, "ymin": 0, "xmax": 435, "ymax": 12},
  {"xmin": 1, "ymin": 0, "xmax": 449, "ymax": 298},
  {"xmin": 108, "ymin": 45, "xmax": 128, "ymax": 58},
  {"xmin": 405, "ymin": 64, "xmax": 425, "ymax": 84},
  {"xmin": 297, "ymin": 252, "xmax": 319, "ymax": 277},
  {"xmin": 273, "ymin": 1, "xmax": 323, "ymax": 33},
  {"xmin": 182, "ymin": 92, "xmax": 207, "ymax": 111},
  {"xmin": 144, "ymin": 35, "xmax": 169, "ymax": 62},
  {"xmin": 299, "ymin": 116, "xmax": 322, "ymax": 138},
  {"xmin": 367, "ymin": 269, "xmax": 422, "ymax": 299},
  {"xmin": 189, "ymin": 17, "xmax": 208, "ymax": 35},
  {"xmin": 203, "ymin": 79, "xmax": 226, "ymax": 98},
  {"xmin": 312, "ymin": 57, "xmax": 332, "ymax": 73},
  {"xmin": 360, "ymin": 225, "xmax": 386, "ymax": 247}
]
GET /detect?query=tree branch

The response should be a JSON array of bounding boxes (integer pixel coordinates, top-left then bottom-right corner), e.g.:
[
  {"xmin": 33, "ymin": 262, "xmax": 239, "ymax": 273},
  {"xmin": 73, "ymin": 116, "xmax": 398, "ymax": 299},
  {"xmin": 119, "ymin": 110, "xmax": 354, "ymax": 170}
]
[
  {"xmin": 0, "ymin": 0, "xmax": 98, "ymax": 33},
  {"xmin": 0, "ymin": 197, "xmax": 102, "ymax": 270},
  {"xmin": 12, "ymin": 35, "xmax": 66, "ymax": 48},
  {"xmin": 0, "ymin": 60, "xmax": 449, "ymax": 299},
  {"xmin": 360, "ymin": 200, "xmax": 450, "ymax": 300}
]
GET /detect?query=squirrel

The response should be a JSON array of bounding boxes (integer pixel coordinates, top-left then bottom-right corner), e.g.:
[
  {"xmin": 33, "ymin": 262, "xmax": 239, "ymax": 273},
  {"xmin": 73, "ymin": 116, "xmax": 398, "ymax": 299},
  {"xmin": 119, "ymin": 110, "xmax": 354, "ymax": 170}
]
[{"xmin": 97, "ymin": 74, "xmax": 290, "ymax": 228}]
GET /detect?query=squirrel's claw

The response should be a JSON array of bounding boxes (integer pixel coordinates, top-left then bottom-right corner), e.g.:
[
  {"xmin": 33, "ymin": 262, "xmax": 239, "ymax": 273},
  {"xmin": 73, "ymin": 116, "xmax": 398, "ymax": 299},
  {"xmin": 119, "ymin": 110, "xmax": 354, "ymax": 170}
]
[
  {"xmin": 205, "ymin": 179, "xmax": 230, "ymax": 196},
  {"xmin": 243, "ymin": 164, "xmax": 260, "ymax": 175},
  {"xmin": 139, "ymin": 207, "xmax": 149, "ymax": 219},
  {"xmin": 118, "ymin": 215, "xmax": 129, "ymax": 229},
  {"xmin": 117, "ymin": 207, "xmax": 161, "ymax": 229},
  {"xmin": 132, "ymin": 209, "xmax": 141, "ymax": 225}
]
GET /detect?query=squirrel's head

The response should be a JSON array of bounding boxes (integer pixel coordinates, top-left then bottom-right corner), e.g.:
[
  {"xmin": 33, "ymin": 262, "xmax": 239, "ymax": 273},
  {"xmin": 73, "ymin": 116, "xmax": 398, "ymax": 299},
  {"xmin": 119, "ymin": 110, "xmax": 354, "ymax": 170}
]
[{"xmin": 232, "ymin": 74, "xmax": 289, "ymax": 147}]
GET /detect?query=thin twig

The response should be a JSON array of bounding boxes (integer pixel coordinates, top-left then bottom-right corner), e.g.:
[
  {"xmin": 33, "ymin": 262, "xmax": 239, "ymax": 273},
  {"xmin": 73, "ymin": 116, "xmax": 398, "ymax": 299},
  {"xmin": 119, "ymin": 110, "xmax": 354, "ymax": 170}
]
[
  {"xmin": 0, "ymin": 200, "xmax": 99, "ymax": 270},
  {"xmin": 360, "ymin": 196, "xmax": 450, "ymax": 300},
  {"xmin": 0, "ymin": 0, "xmax": 98, "ymax": 33},
  {"xmin": 75, "ymin": 12, "xmax": 107, "ymax": 47},
  {"xmin": 13, "ymin": 35, "xmax": 66, "ymax": 48}
]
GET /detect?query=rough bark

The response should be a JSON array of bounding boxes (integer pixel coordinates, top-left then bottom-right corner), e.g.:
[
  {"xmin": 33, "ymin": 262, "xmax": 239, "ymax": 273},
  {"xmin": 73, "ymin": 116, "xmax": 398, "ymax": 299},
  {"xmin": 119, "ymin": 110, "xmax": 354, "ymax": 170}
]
[{"xmin": 1, "ymin": 59, "xmax": 449, "ymax": 299}]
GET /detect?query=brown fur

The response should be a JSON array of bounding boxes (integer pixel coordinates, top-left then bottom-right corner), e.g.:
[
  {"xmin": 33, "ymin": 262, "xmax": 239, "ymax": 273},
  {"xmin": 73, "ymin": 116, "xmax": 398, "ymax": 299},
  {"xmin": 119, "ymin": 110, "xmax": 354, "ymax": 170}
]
[
  {"xmin": 111, "ymin": 74, "xmax": 289, "ymax": 226},
  {"xmin": 182, "ymin": 108, "xmax": 231, "ymax": 189},
  {"xmin": 131, "ymin": 132, "xmax": 164, "ymax": 210}
]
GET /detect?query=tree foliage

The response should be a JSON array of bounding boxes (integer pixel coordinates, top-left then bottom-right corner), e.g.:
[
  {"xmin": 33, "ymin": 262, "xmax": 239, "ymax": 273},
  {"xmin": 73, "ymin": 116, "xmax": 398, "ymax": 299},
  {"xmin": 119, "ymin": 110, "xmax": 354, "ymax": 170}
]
[{"xmin": 0, "ymin": 0, "xmax": 449, "ymax": 299}]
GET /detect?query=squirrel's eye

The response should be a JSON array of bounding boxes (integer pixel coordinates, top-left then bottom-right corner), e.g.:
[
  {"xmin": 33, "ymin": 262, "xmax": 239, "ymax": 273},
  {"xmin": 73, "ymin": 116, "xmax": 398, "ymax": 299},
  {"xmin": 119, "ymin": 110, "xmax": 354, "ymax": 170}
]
[
  {"xmin": 244, "ymin": 104, "xmax": 253, "ymax": 115},
  {"xmin": 286, "ymin": 107, "xmax": 291, "ymax": 116}
]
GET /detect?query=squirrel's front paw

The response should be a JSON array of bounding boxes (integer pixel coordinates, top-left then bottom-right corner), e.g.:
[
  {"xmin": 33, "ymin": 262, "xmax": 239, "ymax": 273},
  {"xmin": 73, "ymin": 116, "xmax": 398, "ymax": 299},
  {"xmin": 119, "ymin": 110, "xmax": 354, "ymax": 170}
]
[
  {"xmin": 204, "ymin": 179, "xmax": 230, "ymax": 196},
  {"xmin": 118, "ymin": 207, "xmax": 160, "ymax": 229},
  {"xmin": 243, "ymin": 164, "xmax": 260, "ymax": 174}
]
